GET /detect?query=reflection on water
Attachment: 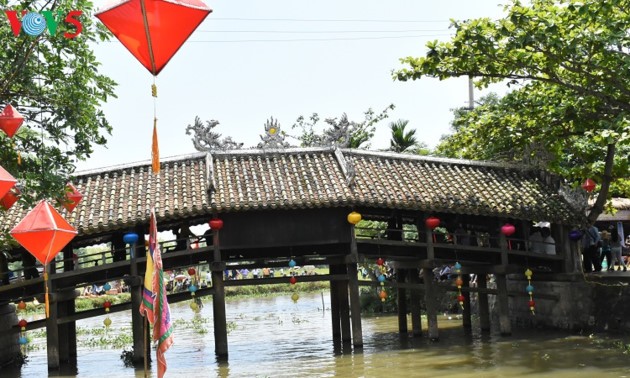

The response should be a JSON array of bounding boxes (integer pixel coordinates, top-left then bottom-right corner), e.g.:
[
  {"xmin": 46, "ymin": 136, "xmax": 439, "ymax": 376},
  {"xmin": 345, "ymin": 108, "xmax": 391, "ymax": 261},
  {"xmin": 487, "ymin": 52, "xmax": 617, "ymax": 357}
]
[{"xmin": 8, "ymin": 292, "xmax": 630, "ymax": 377}]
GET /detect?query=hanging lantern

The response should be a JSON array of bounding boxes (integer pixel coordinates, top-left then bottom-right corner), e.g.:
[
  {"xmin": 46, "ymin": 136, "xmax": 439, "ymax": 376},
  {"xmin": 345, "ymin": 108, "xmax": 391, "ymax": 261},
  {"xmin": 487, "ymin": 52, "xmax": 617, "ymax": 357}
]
[
  {"xmin": 209, "ymin": 218, "xmax": 223, "ymax": 230},
  {"xmin": 188, "ymin": 267, "xmax": 196, "ymax": 276},
  {"xmin": 425, "ymin": 216, "xmax": 440, "ymax": 230},
  {"xmin": 379, "ymin": 289, "xmax": 388, "ymax": 302},
  {"xmin": 123, "ymin": 233, "xmax": 139, "ymax": 244},
  {"xmin": 17, "ymin": 300, "xmax": 26, "ymax": 311},
  {"xmin": 525, "ymin": 268, "xmax": 535, "ymax": 315},
  {"xmin": 569, "ymin": 230, "xmax": 582, "ymax": 241},
  {"xmin": 581, "ymin": 178, "xmax": 596, "ymax": 193},
  {"xmin": 376, "ymin": 257, "xmax": 384, "ymax": 266},
  {"xmin": 454, "ymin": 262, "xmax": 464, "ymax": 309},
  {"xmin": 18, "ymin": 319, "xmax": 27, "ymax": 331},
  {"xmin": 190, "ymin": 301, "xmax": 199, "ymax": 312},
  {"xmin": 62, "ymin": 183, "xmax": 83, "ymax": 213},
  {"xmin": 288, "ymin": 259, "xmax": 296, "ymax": 268},
  {"xmin": 291, "ymin": 292, "xmax": 299, "ymax": 303},
  {"xmin": 501, "ymin": 223, "xmax": 516, "ymax": 237},
  {"xmin": 347, "ymin": 211, "xmax": 361, "ymax": 225},
  {"xmin": 0, "ymin": 186, "xmax": 20, "ymax": 210},
  {"xmin": 10, "ymin": 200, "xmax": 78, "ymax": 316},
  {"xmin": 289, "ymin": 276, "xmax": 297, "ymax": 285},
  {"xmin": 377, "ymin": 274, "xmax": 386, "ymax": 284},
  {"xmin": 103, "ymin": 282, "xmax": 112, "ymax": 292},
  {"xmin": 18, "ymin": 336, "xmax": 28, "ymax": 345},
  {"xmin": 103, "ymin": 317, "xmax": 112, "ymax": 327},
  {"xmin": 103, "ymin": 301, "xmax": 112, "ymax": 313},
  {"xmin": 0, "ymin": 104, "xmax": 24, "ymax": 138},
  {"xmin": 188, "ymin": 284, "xmax": 198, "ymax": 296},
  {"xmin": 0, "ymin": 165, "xmax": 17, "ymax": 201}
]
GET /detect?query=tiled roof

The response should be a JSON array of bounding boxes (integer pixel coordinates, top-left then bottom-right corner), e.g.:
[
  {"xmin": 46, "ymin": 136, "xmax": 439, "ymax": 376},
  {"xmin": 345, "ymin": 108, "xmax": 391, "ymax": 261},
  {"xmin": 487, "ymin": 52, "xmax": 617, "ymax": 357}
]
[{"xmin": 0, "ymin": 148, "xmax": 583, "ymax": 236}]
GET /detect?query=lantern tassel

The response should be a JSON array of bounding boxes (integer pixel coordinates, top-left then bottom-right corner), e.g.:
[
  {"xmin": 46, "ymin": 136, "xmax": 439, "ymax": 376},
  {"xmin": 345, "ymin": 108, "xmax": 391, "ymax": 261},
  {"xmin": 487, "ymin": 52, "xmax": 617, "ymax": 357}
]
[
  {"xmin": 44, "ymin": 267, "xmax": 49, "ymax": 318},
  {"xmin": 152, "ymin": 119, "xmax": 159, "ymax": 174}
]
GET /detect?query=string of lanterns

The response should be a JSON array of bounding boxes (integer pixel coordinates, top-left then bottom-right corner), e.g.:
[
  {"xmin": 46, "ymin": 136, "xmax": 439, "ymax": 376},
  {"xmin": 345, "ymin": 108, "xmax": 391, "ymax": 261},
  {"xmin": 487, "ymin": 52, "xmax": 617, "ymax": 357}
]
[
  {"xmin": 188, "ymin": 267, "xmax": 201, "ymax": 313},
  {"xmin": 16, "ymin": 300, "xmax": 28, "ymax": 352},
  {"xmin": 289, "ymin": 258, "xmax": 299, "ymax": 303},
  {"xmin": 525, "ymin": 269, "xmax": 535, "ymax": 315}
]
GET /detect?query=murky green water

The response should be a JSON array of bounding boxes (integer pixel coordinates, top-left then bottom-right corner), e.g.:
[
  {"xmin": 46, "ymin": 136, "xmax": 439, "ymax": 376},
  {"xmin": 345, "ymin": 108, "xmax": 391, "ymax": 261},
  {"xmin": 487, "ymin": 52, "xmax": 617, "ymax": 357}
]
[{"xmin": 7, "ymin": 292, "xmax": 630, "ymax": 377}]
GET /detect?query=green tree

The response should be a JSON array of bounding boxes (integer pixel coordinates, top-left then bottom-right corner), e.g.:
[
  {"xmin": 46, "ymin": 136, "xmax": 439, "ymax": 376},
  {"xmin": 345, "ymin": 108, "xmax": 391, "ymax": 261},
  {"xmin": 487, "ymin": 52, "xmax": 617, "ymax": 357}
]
[
  {"xmin": 388, "ymin": 119, "xmax": 418, "ymax": 153},
  {"xmin": 395, "ymin": 0, "xmax": 630, "ymax": 224},
  {"xmin": 0, "ymin": 0, "xmax": 116, "ymax": 209}
]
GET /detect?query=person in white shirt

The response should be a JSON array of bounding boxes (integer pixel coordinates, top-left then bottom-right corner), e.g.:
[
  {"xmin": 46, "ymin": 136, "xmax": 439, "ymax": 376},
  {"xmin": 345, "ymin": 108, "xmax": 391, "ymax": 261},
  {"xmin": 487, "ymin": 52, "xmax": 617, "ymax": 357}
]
[{"xmin": 540, "ymin": 226, "xmax": 556, "ymax": 255}]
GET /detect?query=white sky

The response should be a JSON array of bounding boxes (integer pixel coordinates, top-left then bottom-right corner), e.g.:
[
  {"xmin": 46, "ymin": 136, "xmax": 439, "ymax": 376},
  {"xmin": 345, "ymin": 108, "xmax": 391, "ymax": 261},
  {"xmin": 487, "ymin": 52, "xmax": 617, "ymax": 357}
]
[{"xmin": 75, "ymin": 0, "xmax": 509, "ymax": 172}]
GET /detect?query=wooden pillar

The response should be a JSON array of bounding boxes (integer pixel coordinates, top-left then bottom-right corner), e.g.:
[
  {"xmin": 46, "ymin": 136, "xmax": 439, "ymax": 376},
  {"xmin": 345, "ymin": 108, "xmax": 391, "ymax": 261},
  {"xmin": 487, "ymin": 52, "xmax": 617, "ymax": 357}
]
[
  {"xmin": 129, "ymin": 245, "xmax": 145, "ymax": 364},
  {"xmin": 423, "ymin": 224, "xmax": 439, "ymax": 340},
  {"xmin": 409, "ymin": 269, "xmax": 422, "ymax": 337},
  {"xmin": 46, "ymin": 278, "xmax": 60, "ymax": 370},
  {"xmin": 338, "ymin": 264, "xmax": 351, "ymax": 344},
  {"xmin": 477, "ymin": 273, "xmax": 491, "ymax": 332},
  {"xmin": 57, "ymin": 289, "xmax": 77, "ymax": 364},
  {"xmin": 347, "ymin": 225, "xmax": 363, "ymax": 347},
  {"xmin": 462, "ymin": 273, "xmax": 472, "ymax": 329},
  {"xmin": 329, "ymin": 264, "xmax": 341, "ymax": 342},
  {"xmin": 212, "ymin": 228, "xmax": 228, "ymax": 360},
  {"xmin": 397, "ymin": 269, "xmax": 408, "ymax": 335},
  {"xmin": 497, "ymin": 225, "xmax": 512, "ymax": 336}
]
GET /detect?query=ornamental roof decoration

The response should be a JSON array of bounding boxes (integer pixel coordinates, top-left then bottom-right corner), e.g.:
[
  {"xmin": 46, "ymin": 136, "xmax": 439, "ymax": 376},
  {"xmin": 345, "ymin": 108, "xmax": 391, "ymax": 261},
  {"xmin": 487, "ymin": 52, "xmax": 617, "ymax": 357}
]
[
  {"xmin": 258, "ymin": 117, "xmax": 290, "ymax": 149},
  {"xmin": 185, "ymin": 117, "xmax": 244, "ymax": 152}
]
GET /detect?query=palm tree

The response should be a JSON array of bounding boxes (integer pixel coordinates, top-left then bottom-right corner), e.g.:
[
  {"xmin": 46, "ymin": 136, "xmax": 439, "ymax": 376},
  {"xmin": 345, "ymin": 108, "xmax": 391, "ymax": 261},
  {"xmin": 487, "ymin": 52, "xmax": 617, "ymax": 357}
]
[{"xmin": 389, "ymin": 119, "xmax": 418, "ymax": 153}]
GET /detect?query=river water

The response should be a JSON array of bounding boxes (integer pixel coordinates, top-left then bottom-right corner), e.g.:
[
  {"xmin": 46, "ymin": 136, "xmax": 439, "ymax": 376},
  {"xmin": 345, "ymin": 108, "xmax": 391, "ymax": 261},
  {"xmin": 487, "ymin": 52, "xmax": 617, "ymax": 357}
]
[{"xmin": 8, "ymin": 291, "xmax": 630, "ymax": 378}]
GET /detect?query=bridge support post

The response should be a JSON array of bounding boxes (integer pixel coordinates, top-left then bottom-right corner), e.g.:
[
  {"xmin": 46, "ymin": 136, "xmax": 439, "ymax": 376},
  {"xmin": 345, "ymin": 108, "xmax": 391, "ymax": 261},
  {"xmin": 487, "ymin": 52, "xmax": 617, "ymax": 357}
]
[
  {"xmin": 329, "ymin": 264, "xmax": 341, "ymax": 342},
  {"xmin": 46, "ymin": 278, "xmax": 61, "ymax": 371},
  {"xmin": 462, "ymin": 273, "xmax": 472, "ymax": 329},
  {"xmin": 409, "ymin": 269, "xmax": 422, "ymax": 337},
  {"xmin": 496, "ymin": 274, "xmax": 512, "ymax": 336},
  {"xmin": 212, "ymin": 228, "xmax": 228, "ymax": 360},
  {"xmin": 477, "ymin": 274, "xmax": 491, "ymax": 332},
  {"xmin": 57, "ymin": 289, "xmax": 78, "ymax": 364},
  {"xmin": 347, "ymin": 227, "xmax": 363, "ymax": 348},
  {"xmin": 422, "ymin": 268, "xmax": 439, "ymax": 341},
  {"xmin": 397, "ymin": 269, "xmax": 408, "ymax": 335},
  {"xmin": 337, "ymin": 264, "xmax": 352, "ymax": 344},
  {"xmin": 129, "ymin": 249, "xmax": 148, "ymax": 365}
]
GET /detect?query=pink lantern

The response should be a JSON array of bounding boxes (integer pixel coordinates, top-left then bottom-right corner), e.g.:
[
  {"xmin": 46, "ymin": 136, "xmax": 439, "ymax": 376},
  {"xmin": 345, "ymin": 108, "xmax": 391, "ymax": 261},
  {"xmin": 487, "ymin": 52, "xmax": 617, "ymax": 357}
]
[
  {"xmin": 0, "ymin": 104, "xmax": 24, "ymax": 138},
  {"xmin": 501, "ymin": 223, "xmax": 516, "ymax": 237}
]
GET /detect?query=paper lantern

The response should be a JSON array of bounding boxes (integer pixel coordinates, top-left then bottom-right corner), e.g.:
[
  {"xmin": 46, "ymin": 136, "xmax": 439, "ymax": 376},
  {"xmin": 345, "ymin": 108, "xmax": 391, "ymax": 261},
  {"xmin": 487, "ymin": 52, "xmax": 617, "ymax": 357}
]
[
  {"xmin": 425, "ymin": 216, "xmax": 440, "ymax": 230},
  {"xmin": 347, "ymin": 211, "xmax": 361, "ymax": 225},
  {"xmin": 62, "ymin": 183, "xmax": 83, "ymax": 213},
  {"xmin": 123, "ymin": 233, "xmax": 139, "ymax": 244},
  {"xmin": 188, "ymin": 267, "xmax": 196, "ymax": 276},
  {"xmin": 289, "ymin": 276, "xmax": 297, "ymax": 285},
  {"xmin": 209, "ymin": 218, "xmax": 223, "ymax": 230},
  {"xmin": 18, "ymin": 319, "xmax": 27, "ymax": 330},
  {"xmin": 95, "ymin": 0, "xmax": 212, "ymax": 76},
  {"xmin": 10, "ymin": 200, "xmax": 77, "ymax": 265},
  {"xmin": 0, "ymin": 104, "xmax": 24, "ymax": 138},
  {"xmin": 581, "ymin": 178, "xmax": 596, "ymax": 193},
  {"xmin": 0, "ymin": 165, "xmax": 17, "ymax": 201},
  {"xmin": 0, "ymin": 186, "xmax": 20, "ymax": 210},
  {"xmin": 501, "ymin": 223, "xmax": 516, "ymax": 236},
  {"xmin": 376, "ymin": 257, "xmax": 384, "ymax": 266}
]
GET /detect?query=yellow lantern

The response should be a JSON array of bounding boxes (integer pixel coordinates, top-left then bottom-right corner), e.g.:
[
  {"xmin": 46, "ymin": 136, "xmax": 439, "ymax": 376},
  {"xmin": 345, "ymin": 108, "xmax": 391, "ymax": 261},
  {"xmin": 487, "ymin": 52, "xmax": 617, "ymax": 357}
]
[
  {"xmin": 291, "ymin": 292, "xmax": 300, "ymax": 303},
  {"xmin": 347, "ymin": 211, "xmax": 361, "ymax": 225},
  {"xmin": 103, "ymin": 317, "xmax": 112, "ymax": 327}
]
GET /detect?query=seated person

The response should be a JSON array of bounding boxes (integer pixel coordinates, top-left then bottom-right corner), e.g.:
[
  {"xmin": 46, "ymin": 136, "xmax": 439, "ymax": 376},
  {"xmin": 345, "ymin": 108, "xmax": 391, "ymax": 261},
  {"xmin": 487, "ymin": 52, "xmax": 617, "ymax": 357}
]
[{"xmin": 540, "ymin": 226, "xmax": 556, "ymax": 255}]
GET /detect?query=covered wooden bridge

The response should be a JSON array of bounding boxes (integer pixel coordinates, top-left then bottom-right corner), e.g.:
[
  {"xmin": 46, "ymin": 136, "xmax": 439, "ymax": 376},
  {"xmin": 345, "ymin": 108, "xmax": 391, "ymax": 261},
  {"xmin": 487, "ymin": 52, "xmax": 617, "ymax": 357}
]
[{"xmin": 0, "ymin": 147, "xmax": 585, "ymax": 370}]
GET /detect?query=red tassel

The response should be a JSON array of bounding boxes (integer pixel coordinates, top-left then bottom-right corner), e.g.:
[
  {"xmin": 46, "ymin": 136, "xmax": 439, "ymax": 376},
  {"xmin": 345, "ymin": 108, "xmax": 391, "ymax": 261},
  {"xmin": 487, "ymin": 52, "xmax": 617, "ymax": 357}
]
[{"xmin": 44, "ymin": 267, "xmax": 50, "ymax": 318}]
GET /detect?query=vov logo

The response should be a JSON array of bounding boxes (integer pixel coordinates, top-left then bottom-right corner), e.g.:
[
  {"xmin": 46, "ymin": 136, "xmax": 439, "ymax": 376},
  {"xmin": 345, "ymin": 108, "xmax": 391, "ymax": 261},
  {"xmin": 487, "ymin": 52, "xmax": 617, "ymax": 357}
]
[{"xmin": 5, "ymin": 10, "xmax": 83, "ymax": 38}]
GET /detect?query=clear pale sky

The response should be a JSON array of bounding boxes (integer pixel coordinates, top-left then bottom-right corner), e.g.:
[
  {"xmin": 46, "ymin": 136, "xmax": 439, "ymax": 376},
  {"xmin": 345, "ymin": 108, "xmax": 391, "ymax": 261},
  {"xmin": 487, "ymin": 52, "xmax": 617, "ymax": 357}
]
[{"xmin": 75, "ymin": 0, "xmax": 509, "ymax": 172}]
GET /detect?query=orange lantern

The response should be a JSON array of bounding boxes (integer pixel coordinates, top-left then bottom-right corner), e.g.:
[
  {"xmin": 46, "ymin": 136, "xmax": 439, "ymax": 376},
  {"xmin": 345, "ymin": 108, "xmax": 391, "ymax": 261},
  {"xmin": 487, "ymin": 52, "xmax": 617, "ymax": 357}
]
[
  {"xmin": 62, "ymin": 183, "xmax": 83, "ymax": 213},
  {"xmin": 10, "ymin": 200, "xmax": 77, "ymax": 265},
  {"xmin": 347, "ymin": 211, "xmax": 361, "ymax": 225},
  {"xmin": 0, "ymin": 104, "xmax": 24, "ymax": 138},
  {"xmin": 10, "ymin": 200, "xmax": 77, "ymax": 318},
  {"xmin": 0, "ymin": 165, "xmax": 17, "ymax": 200},
  {"xmin": 95, "ymin": 0, "xmax": 212, "ymax": 76},
  {"xmin": 0, "ymin": 186, "xmax": 20, "ymax": 210}
]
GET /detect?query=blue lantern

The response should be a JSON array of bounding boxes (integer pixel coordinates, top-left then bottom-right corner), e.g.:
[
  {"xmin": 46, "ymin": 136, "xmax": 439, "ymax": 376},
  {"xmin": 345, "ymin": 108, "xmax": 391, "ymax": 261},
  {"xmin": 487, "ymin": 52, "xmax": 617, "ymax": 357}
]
[
  {"xmin": 103, "ymin": 282, "xmax": 111, "ymax": 291},
  {"xmin": 18, "ymin": 336, "xmax": 28, "ymax": 345},
  {"xmin": 378, "ymin": 274, "xmax": 386, "ymax": 283},
  {"xmin": 569, "ymin": 230, "xmax": 582, "ymax": 241},
  {"xmin": 526, "ymin": 284, "xmax": 534, "ymax": 294},
  {"xmin": 189, "ymin": 284, "xmax": 198, "ymax": 293},
  {"xmin": 288, "ymin": 259, "xmax": 296, "ymax": 268},
  {"xmin": 123, "ymin": 232, "xmax": 139, "ymax": 244}
]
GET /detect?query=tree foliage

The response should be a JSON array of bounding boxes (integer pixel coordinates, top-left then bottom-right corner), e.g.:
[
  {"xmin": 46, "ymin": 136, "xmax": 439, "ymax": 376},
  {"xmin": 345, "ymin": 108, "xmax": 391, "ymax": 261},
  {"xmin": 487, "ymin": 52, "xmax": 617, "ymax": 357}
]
[
  {"xmin": 0, "ymin": 0, "xmax": 116, "ymax": 208},
  {"xmin": 388, "ymin": 119, "xmax": 419, "ymax": 153},
  {"xmin": 396, "ymin": 0, "xmax": 630, "ymax": 224}
]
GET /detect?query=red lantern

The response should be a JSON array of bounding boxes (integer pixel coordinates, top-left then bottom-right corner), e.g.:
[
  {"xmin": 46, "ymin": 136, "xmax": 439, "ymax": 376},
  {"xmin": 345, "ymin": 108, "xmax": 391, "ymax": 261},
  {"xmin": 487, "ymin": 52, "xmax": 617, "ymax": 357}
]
[
  {"xmin": 376, "ymin": 257, "xmax": 384, "ymax": 266},
  {"xmin": 528, "ymin": 300, "xmax": 536, "ymax": 308},
  {"xmin": 581, "ymin": 178, "xmax": 596, "ymax": 193},
  {"xmin": 18, "ymin": 319, "xmax": 27, "ymax": 330},
  {"xmin": 289, "ymin": 276, "xmax": 297, "ymax": 285},
  {"xmin": 103, "ymin": 301, "xmax": 112, "ymax": 309},
  {"xmin": 209, "ymin": 218, "xmax": 223, "ymax": 230},
  {"xmin": 62, "ymin": 183, "xmax": 83, "ymax": 213},
  {"xmin": 17, "ymin": 300, "xmax": 26, "ymax": 311},
  {"xmin": 0, "ymin": 186, "xmax": 20, "ymax": 210},
  {"xmin": 501, "ymin": 223, "xmax": 516, "ymax": 237},
  {"xmin": 10, "ymin": 200, "xmax": 77, "ymax": 265},
  {"xmin": 0, "ymin": 104, "xmax": 24, "ymax": 138},
  {"xmin": 457, "ymin": 295, "xmax": 465, "ymax": 303},
  {"xmin": 425, "ymin": 216, "xmax": 440, "ymax": 230},
  {"xmin": 379, "ymin": 290, "xmax": 388, "ymax": 300},
  {"xmin": 0, "ymin": 165, "xmax": 17, "ymax": 201},
  {"xmin": 188, "ymin": 268, "xmax": 196, "ymax": 276},
  {"xmin": 95, "ymin": 0, "xmax": 212, "ymax": 76}
]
